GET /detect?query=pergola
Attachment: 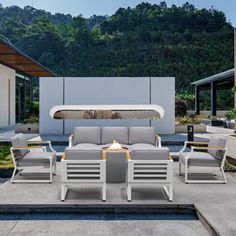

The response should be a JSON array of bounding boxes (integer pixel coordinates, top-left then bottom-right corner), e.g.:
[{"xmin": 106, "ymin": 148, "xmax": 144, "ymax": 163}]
[
  {"xmin": 191, "ymin": 68, "xmax": 235, "ymax": 116},
  {"xmin": 0, "ymin": 37, "xmax": 55, "ymax": 77}
]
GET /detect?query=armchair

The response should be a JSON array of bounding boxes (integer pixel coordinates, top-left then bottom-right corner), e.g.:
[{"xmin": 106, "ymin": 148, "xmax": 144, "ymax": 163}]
[
  {"xmin": 10, "ymin": 134, "xmax": 57, "ymax": 183},
  {"xmin": 179, "ymin": 137, "xmax": 227, "ymax": 184}
]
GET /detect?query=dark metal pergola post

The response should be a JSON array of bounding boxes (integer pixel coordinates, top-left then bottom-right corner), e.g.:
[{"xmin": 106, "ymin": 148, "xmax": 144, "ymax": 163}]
[
  {"xmin": 195, "ymin": 85, "xmax": 200, "ymax": 115},
  {"xmin": 211, "ymin": 81, "xmax": 217, "ymax": 116}
]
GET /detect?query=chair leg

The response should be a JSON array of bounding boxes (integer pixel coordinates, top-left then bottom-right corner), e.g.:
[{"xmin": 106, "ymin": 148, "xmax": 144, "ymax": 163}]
[
  {"xmin": 61, "ymin": 184, "xmax": 68, "ymax": 201},
  {"xmin": 179, "ymin": 162, "xmax": 182, "ymax": 176},
  {"xmin": 221, "ymin": 167, "xmax": 227, "ymax": 184},
  {"xmin": 169, "ymin": 183, "xmax": 173, "ymax": 202},
  {"xmin": 185, "ymin": 163, "xmax": 188, "ymax": 183},
  {"xmin": 127, "ymin": 184, "xmax": 132, "ymax": 202},
  {"xmin": 11, "ymin": 167, "xmax": 17, "ymax": 183},
  {"xmin": 53, "ymin": 162, "xmax": 57, "ymax": 175},
  {"xmin": 102, "ymin": 183, "xmax": 106, "ymax": 201}
]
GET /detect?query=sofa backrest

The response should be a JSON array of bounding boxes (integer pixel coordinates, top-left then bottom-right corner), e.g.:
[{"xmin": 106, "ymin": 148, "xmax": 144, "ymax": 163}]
[
  {"xmin": 131, "ymin": 147, "xmax": 170, "ymax": 160},
  {"xmin": 208, "ymin": 136, "xmax": 227, "ymax": 160},
  {"xmin": 129, "ymin": 127, "xmax": 156, "ymax": 145},
  {"xmin": 65, "ymin": 147, "xmax": 102, "ymax": 160},
  {"xmin": 101, "ymin": 127, "xmax": 129, "ymax": 144},
  {"xmin": 73, "ymin": 127, "xmax": 101, "ymax": 145},
  {"xmin": 11, "ymin": 134, "xmax": 29, "ymax": 158}
]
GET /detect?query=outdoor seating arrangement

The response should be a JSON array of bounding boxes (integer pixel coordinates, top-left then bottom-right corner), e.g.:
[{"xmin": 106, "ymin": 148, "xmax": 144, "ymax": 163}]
[
  {"xmin": 179, "ymin": 136, "xmax": 228, "ymax": 184},
  {"xmin": 10, "ymin": 134, "xmax": 57, "ymax": 183},
  {"xmin": 63, "ymin": 126, "xmax": 173, "ymax": 201}
]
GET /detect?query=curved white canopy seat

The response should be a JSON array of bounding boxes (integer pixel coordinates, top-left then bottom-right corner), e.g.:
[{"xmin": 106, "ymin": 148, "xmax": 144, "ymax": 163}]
[{"xmin": 50, "ymin": 105, "xmax": 165, "ymax": 120}]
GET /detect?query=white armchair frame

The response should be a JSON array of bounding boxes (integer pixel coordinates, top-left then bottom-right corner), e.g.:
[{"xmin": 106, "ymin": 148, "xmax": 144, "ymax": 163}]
[
  {"xmin": 179, "ymin": 141, "xmax": 227, "ymax": 184},
  {"xmin": 10, "ymin": 140, "xmax": 56, "ymax": 183},
  {"xmin": 126, "ymin": 158, "xmax": 173, "ymax": 202},
  {"xmin": 61, "ymin": 157, "xmax": 106, "ymax": 201}
]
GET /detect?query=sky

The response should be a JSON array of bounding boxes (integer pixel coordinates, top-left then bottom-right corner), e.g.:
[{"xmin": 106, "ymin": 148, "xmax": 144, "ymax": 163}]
[{"xmin": 1, "ymin": 0, "xmax": 236, "ymax": 26}]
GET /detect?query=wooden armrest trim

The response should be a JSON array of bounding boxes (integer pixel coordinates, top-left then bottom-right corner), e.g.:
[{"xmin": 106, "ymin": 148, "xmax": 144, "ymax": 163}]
[
  {"xmin": 156, "ymin": 134, "xmax": 161, "ymax": 139},
  {"xmin": 169, "ymin": 155, "xmax": 173, "ymax": 160},
  {"xmin": 186, "ymin": 141, "xmax": 209, "ymax": 145},
  {"xmin": 192, "ymin": 146, "xmax": 225, "ymax": 150},
  {"xmin": 102, "ymin": 151, "xmax": 106, "ymax": 160},
  {"xmin": 126, "ymin": 152, "xmax": 131, "ymax": 160},
  {"xmin": 69, "ymin": 134, "xmax": 74, "ymax": 138},
  {"xmin": 61, "ymin": 154, "xmax": 66, "ymax": 161}
]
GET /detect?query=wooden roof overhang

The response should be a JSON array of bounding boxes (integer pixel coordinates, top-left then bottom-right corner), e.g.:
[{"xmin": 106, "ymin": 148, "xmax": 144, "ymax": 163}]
[{"xmin": 0, "ymin": 38, "xmax": 56, "ymax": 77}]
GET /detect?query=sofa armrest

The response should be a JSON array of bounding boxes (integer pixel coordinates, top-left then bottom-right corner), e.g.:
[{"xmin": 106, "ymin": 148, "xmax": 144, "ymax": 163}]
[
  {"xmin": 191, "ymin": 146, "xmax": 225, "ymax": 151},
  {"xmin": 69, "ymin": 134, "xmax": 74, "ymax": 147},
  {"xmin": 156, "ymin": 134, "xmax": 162, "ymax": 147},
  {"xmin": 27, "ymin": 140, "xmax": 56, "ymax": 153}
]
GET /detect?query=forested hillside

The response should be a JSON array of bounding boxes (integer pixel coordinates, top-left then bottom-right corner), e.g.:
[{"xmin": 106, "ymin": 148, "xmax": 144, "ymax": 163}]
[{"xmin": 0, "ymin": 2, "xmax": 234, "ymax": 93}]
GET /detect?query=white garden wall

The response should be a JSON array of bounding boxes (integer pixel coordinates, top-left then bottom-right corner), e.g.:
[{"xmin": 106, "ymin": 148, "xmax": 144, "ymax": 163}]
[
  {"xmin": 40, "ymin": 77, "xmax": 175, "ymax": 134},
  {"xmin": 0, "ymin": 64, "xmax": 15, "ymax": 127}
]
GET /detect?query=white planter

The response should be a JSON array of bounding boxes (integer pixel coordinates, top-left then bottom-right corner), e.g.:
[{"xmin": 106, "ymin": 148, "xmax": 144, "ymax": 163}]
[
  {"xmin": 175, "ymin": 124, "xmax": 207, "ymax": 133},
  {"xmin": 226, "ymin": 135, "xmax": 236, "ymax": 160},
  {"xmin": 15, "ymin": 123, "xmax": 39, "ymax": 134}
]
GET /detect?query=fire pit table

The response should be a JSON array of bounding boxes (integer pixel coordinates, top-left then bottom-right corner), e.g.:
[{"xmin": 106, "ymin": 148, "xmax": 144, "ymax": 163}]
[{"xmin": 102, "ymin": 141, "xmax": 130, "ymax": 183}]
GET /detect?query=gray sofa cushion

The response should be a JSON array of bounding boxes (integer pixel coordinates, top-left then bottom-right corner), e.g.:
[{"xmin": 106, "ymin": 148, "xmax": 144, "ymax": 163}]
[
  {"xmin": 101, "ymin": 127, "xmax": 128, "ymax": 144},
  {"xmin": 17, "ymin": 152, "xmax": 56, "ymax": 167},
  {"xmin": 208, "ymin": 137, "xmax": 226, "ymax": 160},
  {"xmin": 74, "ymin": 143, "xmax": 100, "ymax": 149},
  {"xmin": 131, "ymin": 146, "xmax": 169, "ymax": 160},
  {"xmin": 73, "ymin": 127, "xmax": 101, "ymax": 145},
  {"xmin": 11, "ymin": 134, "xmax": 29, "ymax": 158},
  {"xmin": 179, "ymin": 152, "xmax": 221, "ymax": 167},
  {"xmin": 129, "ymin": 127, "xmax": 156, "ymax": 145},
  {"xmin": 65, "ymin": 147, "xmax": 102, "ymax": 160}
]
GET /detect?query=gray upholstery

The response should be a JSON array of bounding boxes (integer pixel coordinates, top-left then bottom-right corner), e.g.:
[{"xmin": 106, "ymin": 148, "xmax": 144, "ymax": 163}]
[
  {"xmin": 208, "ymin": 137, "xmax": 226, "ymax": 160},
  {"xmin": 179, "ymin": 152, "xmax": 221, "ymax": 167},
  {"xmin": 17, "ymin": 152, "xmax": 56, "ymax": 167},
  {"xmin": 101, "ymin": 127, "xmax": 128, "ymax": 144},
  {"xmin": 11, "ymin": 134, "xmax": 29, "ymax": 158},
  {"xmin": 65, "ymin": 147, "xmax": 102, "ymax": 160},
  {"xmin": 129, "ymin": 127, "xmax": 156, "ymax": 145},
  {"xmin": 130, "ymin": 143, "xmax": 157, "ymax": 150},
  {"xmin": 131, "ymin": 147, "xmax": 169, "ymax": 160},
  {"xmin": 74, "ymin": 143, "xmax": 100, "ymax": 149},
  {"xmin": 73, "ymin": 127, "xmax": 101, "ymax": 145}
]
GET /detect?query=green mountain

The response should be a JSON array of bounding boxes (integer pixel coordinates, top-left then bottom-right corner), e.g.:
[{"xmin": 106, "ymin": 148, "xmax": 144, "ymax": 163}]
[{"xmin": 0, "ymin": 2, "xmax": 234, "ymax": 93}]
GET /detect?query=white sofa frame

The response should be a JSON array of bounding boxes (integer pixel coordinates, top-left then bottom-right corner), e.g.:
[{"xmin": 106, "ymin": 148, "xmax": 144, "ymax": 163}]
[
  {"xmin": 179, "ymin": 141, "xmax": 228, "ymax": 184},
  {"xmin": 10, "ymin": 140, "xmax": 56, "ymax": 183},
  {"xmin": 126, "ymin": 159, "xmax": 173, "ymax": 202},
  {"xmin": 61, "ymin": 159, "xmax": 106, "ymax": 201}
]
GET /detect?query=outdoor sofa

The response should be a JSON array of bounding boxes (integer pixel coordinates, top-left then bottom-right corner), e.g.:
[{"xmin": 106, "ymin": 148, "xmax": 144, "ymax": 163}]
[{"xmin": 61, "ymin": 127, "xmax": 173, "ymax": 201}]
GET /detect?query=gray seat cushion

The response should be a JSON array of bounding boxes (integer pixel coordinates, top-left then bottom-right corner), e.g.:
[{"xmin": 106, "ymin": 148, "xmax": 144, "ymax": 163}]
[
  {"xmin": 129, "ymin": 127, "xmax": 156, "ymax": 145},
  {"xmin": 179, "ymin": 152, "xmax": 221, "ymax": 167},
  {"xmin": 74, "ymin": 143, "xmax": 100, "ymax": 149},
  {"xmin": 17, "ymin": 152, "xmax": 56, "ymax": 167},
  {"xmin": 131, "ymin": 146, "xmax": 170, "ymax": 160},
  {"xmin": 73, "ymin": 127, "xmax": 101, "ymax": 145},
  {"xmin": 11, "ymin": 134, "xmax": 29, "ymax": 158},
  {"xmin": 208, "ymin": 137, "xmax": 226, "ymax": 160},
  {"xmin": 65, "ymin": 147, "xmax": 102, "ymax": 160},
  {"xmin": 101, "ymin": 127, "xmax": 128, "ymax": 144}
]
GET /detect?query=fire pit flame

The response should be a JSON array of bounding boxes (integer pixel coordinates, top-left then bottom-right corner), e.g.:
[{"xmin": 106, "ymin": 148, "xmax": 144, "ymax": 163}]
[{"xmin": 107, "ymin": 140, "xmax": 123, "ymax": 150}]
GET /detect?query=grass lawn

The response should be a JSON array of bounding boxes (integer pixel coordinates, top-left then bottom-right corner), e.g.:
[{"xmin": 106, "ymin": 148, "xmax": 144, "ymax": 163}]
[{"xmin": 0, "ymin": 144, "xmax": 13, "ymax": 169}]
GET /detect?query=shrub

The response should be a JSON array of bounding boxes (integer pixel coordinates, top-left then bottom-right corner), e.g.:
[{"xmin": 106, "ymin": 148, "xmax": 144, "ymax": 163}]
[
  {"xmin": 225, "ymin": 108, "xmax": 236, "ymax": 120},
  {"xmin": 0, "ymin": 144, "xmax": 13, "ymax": 169},
  {"xmin": 175, "ymin": 97, "xmax": 187, "ymax": 117},
  {"xmin": 176, "ymin": 116, "xmax": 201, "ymax": 125}
]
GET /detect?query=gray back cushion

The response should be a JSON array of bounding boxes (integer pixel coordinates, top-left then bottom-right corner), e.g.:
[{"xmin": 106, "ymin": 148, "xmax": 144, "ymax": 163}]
[
  {"xmin": 101, "ymin": 127, "xmax": 128, "ymax": 144},
  {"xmin": 65, "ymin": 147, "xmax": 102, "ymax": 160},
  {"xmin": 11, "ymin": 134, "xmax": 28, "ymax": 158},
  {"xmin": 129, "ymin": 127, "xmax": 156, "ymax": 145},
  {"xmin": 131, "ymin": 147, "xmax": 169, "ymax": 160},
  {"xmin": 208, "ymin": 136, "xmax": 227, "ymax": 159},
  {"xmin": 73, "ymin": 127, "xmax": 101, "ymax": 145}
]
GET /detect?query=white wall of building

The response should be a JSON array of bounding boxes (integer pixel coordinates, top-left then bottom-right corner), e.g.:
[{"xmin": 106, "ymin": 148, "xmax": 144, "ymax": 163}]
[
  {"xmin": 0, "ymin": 64, "xmax": 15, "ymax": 127},
  {"xmin": 40, "ymin": 77, "xmax": 175, "ymax": 134}
]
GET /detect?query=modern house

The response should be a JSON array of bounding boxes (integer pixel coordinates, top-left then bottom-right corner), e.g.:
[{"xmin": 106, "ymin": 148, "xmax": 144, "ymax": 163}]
[
  {"xmin": 0, "ymin": 38, "xmax": 55, "ymax": 128},
  {"xmin": 192, "ymin": 68, "xmax": 235, "ymax": 116}
]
